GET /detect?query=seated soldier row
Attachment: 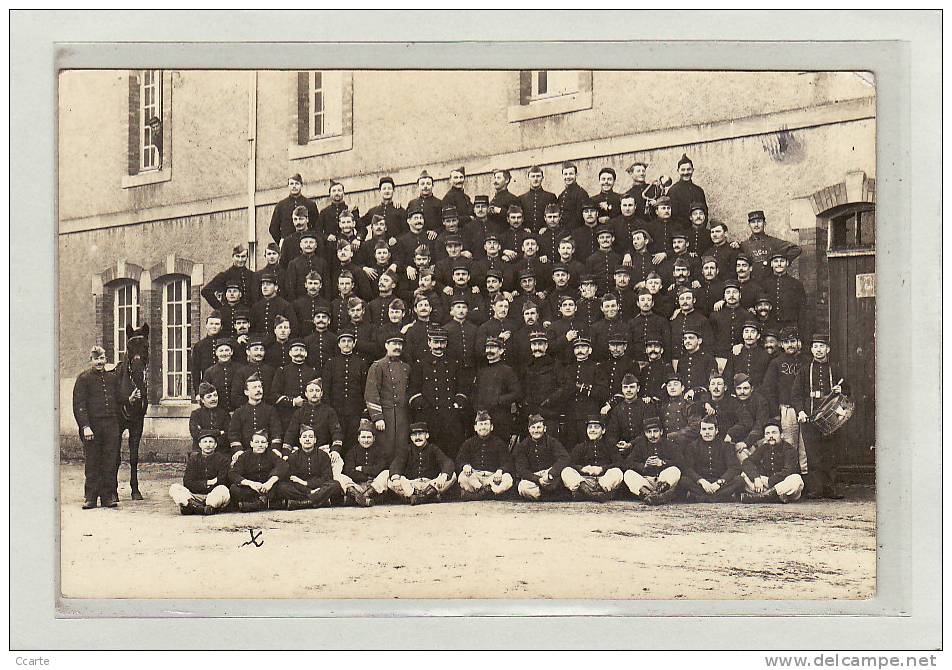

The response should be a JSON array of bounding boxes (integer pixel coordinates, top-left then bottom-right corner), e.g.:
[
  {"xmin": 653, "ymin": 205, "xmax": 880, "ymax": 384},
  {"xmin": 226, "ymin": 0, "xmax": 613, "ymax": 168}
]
[{"xmin": 170, "ymin": 406, "xmax": 804, "ymax": 516}]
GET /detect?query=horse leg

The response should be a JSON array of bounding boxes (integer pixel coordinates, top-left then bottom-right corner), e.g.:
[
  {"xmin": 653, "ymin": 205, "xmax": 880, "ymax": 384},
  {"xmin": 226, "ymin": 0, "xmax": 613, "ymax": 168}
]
[{"xmin": 129, "ymin": 418, "xmax": 145, "ymax": 500}]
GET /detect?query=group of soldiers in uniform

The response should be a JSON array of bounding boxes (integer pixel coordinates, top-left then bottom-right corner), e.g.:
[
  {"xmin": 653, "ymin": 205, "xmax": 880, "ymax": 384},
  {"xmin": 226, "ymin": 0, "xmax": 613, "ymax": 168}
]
[{"xmin": 73, "ymin": 156, "xmax": 848, "ymax": 513}]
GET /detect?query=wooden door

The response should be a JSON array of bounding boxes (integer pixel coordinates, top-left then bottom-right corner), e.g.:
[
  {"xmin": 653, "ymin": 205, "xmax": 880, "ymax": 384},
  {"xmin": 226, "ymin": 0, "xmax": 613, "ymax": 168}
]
[{"xmin": 827, "ymin": 243, "xmax": 875, "ymax": 464}]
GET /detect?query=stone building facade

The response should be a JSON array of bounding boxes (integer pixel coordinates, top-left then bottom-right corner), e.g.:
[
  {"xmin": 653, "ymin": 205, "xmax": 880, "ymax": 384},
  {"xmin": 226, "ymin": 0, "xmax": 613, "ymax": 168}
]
[{"xmin": 58, "ymin": 69, "xmax": 876, "ymax": 460}]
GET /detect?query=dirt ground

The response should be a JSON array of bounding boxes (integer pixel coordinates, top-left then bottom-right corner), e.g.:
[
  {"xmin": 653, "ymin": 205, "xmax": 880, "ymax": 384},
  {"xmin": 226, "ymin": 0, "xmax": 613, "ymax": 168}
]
[{"xmin": 59, "ymin": 462, "xmax": 875, "ymax": 600}]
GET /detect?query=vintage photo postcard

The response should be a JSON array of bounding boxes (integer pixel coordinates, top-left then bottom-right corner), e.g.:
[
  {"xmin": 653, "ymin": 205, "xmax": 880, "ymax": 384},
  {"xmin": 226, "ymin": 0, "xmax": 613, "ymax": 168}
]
[{"xmin": 58, "ymin": 68, "xmax": 876, "ymax": 601}]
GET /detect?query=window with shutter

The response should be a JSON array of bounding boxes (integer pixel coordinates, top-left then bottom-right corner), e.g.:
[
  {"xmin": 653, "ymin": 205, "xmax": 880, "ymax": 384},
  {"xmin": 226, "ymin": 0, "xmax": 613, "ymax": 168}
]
[
  {"xmin": 509, "ymin": 70, "xmax": 593, "ymax": 123},
  {"xmin": 289, "ymin": 71, "xmax": 353, "ymax": 159}
]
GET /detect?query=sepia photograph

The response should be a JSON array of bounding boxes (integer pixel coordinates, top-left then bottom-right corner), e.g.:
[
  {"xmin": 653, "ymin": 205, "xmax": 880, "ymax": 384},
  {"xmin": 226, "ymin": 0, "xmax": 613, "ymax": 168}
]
[{"xmin": 57, "ymin": 67, "xmax": 878, "ymax": 601}]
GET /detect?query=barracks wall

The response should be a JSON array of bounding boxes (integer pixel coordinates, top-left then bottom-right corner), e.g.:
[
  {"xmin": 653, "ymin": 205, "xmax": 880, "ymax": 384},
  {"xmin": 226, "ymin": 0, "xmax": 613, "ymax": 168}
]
[{"xmin": 58, "ymin": 69, "xmax": 875, "ymax": 457}]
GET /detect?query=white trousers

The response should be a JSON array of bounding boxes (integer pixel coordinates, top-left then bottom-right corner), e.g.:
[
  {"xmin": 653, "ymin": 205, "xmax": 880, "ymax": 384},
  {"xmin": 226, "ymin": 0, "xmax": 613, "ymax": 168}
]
[
  {"xmin": 326, "ymin": 449, "xmax": 356, "ymax": 490},
  {"xmin": 518, "ymin": 469, "xmax": 556, "ymax": 499},
  {"xmin": 561, "ymin": 466, "xmax": 624, "ymax": 492},
  {"xmin": 169, "ymin": 483, "xmax": 231, "ymax": 509},
  {"xmin": 744, "ymin": 473, "xmax": 804, "ymax": 502},
  {"xmin": 780, "ymin": 405, "xmax": 807, "ymax": 473},
  {"xmin": 623, "ymin": 466, "xmax": 682, "ymax": 496},
  {"xmin": 347, "ymin": 469, "xmax": 391, "ymax": 495},
  {"xmin": 389, "ymin": 472, "xmax": 458, "ymax": 498},
  {"xmin": 459, "ymin": 469, "xmax": 514, "ymax": 495}
]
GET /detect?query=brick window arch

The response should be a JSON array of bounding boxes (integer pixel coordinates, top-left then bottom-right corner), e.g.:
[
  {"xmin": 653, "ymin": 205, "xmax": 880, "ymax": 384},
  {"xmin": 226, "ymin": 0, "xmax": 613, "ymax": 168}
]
[{"xmin": 94, "ymin": 261, "xmax": 144, "ymax": 365}]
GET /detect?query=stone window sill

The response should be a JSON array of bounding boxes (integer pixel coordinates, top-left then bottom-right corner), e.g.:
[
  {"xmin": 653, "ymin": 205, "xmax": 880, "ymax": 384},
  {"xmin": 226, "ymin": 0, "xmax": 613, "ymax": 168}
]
[
  {"xmin": 508, "ymin": 90, "xmax": 593, "ymax": 123},
  {"xmin": 288, "ymin": 133, "xmax": 354, "ymax": 160},
  {"xmin": 121, "ymin": 168, "xmax": 172, "ymax": 189}
]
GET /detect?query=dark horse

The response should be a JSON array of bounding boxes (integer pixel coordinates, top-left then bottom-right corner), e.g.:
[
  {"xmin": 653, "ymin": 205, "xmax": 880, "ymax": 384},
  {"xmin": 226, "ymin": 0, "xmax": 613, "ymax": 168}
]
[{"xmin": 116, "ymin": 323, "xmax": 149, "ymax": 499}]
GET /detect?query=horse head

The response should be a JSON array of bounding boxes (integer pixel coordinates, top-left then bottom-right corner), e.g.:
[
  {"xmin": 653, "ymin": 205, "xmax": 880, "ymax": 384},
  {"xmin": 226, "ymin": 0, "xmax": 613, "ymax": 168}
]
[{"xmin": 125, "ymin": 323, "xmax": 150, "ymax": 369}]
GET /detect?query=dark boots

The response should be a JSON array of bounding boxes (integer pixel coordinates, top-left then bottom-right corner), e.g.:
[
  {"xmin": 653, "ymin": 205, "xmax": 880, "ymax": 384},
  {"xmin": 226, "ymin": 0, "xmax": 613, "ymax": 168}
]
[{"xmin": 741, "ymin": 488, "xmax": 782, "ymax": 504}]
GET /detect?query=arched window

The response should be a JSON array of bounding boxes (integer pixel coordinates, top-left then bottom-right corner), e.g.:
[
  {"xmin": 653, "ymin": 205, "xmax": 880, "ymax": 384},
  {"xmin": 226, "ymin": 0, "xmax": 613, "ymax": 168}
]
[
  {"xmin": 828, "ymin": 203, "xmax": 875, "ymax": 253},
  {"xmin": 112, "ymin": 281, "xmax": 140, "ymax": 364},
  {"xmin": 161, "ymin": 276, "xmax": 192, "ymax": 399}
]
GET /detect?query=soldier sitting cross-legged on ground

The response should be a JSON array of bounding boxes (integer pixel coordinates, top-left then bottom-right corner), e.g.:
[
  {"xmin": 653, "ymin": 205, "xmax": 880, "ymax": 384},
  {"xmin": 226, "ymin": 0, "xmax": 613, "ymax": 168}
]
[{"xmin": 387, "ymin": 422, "xmax": 457, "ymax": 505}]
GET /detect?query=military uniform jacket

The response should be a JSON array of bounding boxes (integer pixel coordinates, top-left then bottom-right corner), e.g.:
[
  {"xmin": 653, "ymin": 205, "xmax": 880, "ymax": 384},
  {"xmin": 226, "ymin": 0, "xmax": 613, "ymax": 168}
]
[
  {"xmin": 457, "ymin": 434, "xmax": 513, "ymax": 473},
  {"xmin": 499, "ymin": 224, "xmax": 530, "ymax": 259},
  {"xmin": 269, "ymin": 193, "xmax": 319, "ymax": 244},
  {"xmin": 444, "ymin": 318, "xmax": 480, "ymax": 371},
  {"xmin": 709, "ymin": 242, "xmax": 740, "ymax": 280},
  {"xmin": 639, "ymin": 358, "xmax": 674, "ymax": 402},
  {"xmin": 409, "ymin": 352, "xmax": 465, "ymax": 413},
  {"xmin": 256, "ymin": 264, "xmax": 289, "ymax": 299},
  {"xmin": 286, "ymin": 253, "xmax": 330, "ymax": 302},
  {"xmin": 522, "ymin": 354, "xmax": 563, "ymax": 418},
  {"xmin": 666, "ymin": 180, "xmax": 707, "ymax": 225},
  {"xmin": 402, "ymin": 319, "xmax": 435, "ymax": 365},
  {"xmin": 407, "ymin": 194, "xmax": 444, "ymax": 233},
  {"xmin": 695, "ymin": 278, "xmax": 725, "ymax": 317},
  {"xmin": 567, "ymin": 438, "xmax": 623, "ymax": 471},
  {"xmin": 489, "ymin": 188, "xmax": 520, "ymax": 229},
  {"xmin": 682, "ymin": 436, "xmax": 741, "ymax": 483},
  {"xmin": 269, "ymin": 362, "xmax": 317, "ymax": 410},
  {"xmin": 759, "ymin": 273, "xmax": 806, "ymax": 328},
  {"xmin": 597, "ymin": 355, "xmax": 636, "ymax": 407},
  {"xmin": 656, "ymin": 218, "xmax": 692, "ymax": 254},
  {"xmin": 675, "ymin": 349, "xmax": 719, "ymax": 392},
  {"xmin": 510, "ymin": 255, "xmax": 549, "ymax": 292},
  {"xmin": 183, "ymin": 451, "xmax": 231, "ymax": 495},
  {"xmin": 709, "ymin": 394, "xmax": 754, "ymax": 443},
  {"xmin": 463, "ymin": 217, "xmax": 501, "ymax": 260},
  {"xmin": 630, "ymin": 311, "xmax": 671, "ymax": 359},
  {"xmin": 736, "ymin": 277, "xmax": 764, "ymax": 310},
  {"xmin": 740, "ymin": 232, "xmax": 802, "ymax": 282},
  {"xmin": 318, "ymin": 200, "xmax": 350, "ymax": 239},
  {"xmin": 792, "ymin": 359, "xmax": 848, "ymax": 417},
  {"xmin": 591, "ymin": 317, "xmax": 629, "ymax": 361},
  {"xmin": 252, "ymin": 296, "xmax": 298, "ymax": 338},
  {"xmin": 728, "ymin": 345, "xmax": 772, "ymax": 389},
  {"xmin": 627, "ymin": 249, "xmax": 655, "ymax": 287},
  {"xmin": 234, "ymin": 361, "xmax": 276, "ymax": 409},
  {"xmin": 395, "ymin": 229, "xmax": 432, "ymax": 268},
  {"xmin": 592, "ymin": 190, "xmax": 622, "ymax": 223},
  {"xmin": 361, "ymin": 201, "xmax": 407, "ymax": 239},
  {"xmin": 652, "ymin": 289, "xmax": 677, "ymax": 320},
  {"xmin": 686, "ymin": 223, "xmax": 713, "ymax": 258},
  {"xmin": 557, "ymin": 182, "xmax": 590, "ymax": 230},
  {"xmin": 343, "ymin": 443, "xmax": 390, "ymax": 482},
  {"xmin": 661, "ymin": 396, "xmax": 689, "ymax": 435},
  {"xmin": 441, "ymin": 187, "xmax": 474, "ymax": 222},
  {"xmin": 72, "ymin": 367, "xmax": 121, "ymax": 429},
  {"xmin": 390, "ymin": 442, "xmax": 454, "ymax": 480},
  {"xmin": 475, "ymin": 317, "xmax": 520, "ymax": 364},
  {"xmin": 585, "ymin": 249, "xmax": 623, "ymax": 292},
  {"xmin": 546, "ymin": 317, "xmax": 588, "ymax": 364},
  {"xmin": 204, "ymin": 361, "xmax": 242, "ymax": 413},
  {"xmin": 283, "ymin": 401, "xmax": 343, "ymax": 449},
  {"xmin": 623, "ymin": 182, "xmax": 652, "ymax": 220},
  {"xmin": 202, "ymin": 266, "xmax": 258, "ymax": 310},
  {"xmin": 609, "ymin": 214, "xmax": 642, "ymax": 255},
  {"xmin": 188, "ymin": 406, "xmax": 231, "ymax": 449},
  {"xmin": 473, "ymin": 360, "xmax": 521, "ymax": 412},
  {"xmin": 670, "ymin": 309, "xmax": 713, "ymax": 356},
  {"xmin": 659, "ymin": 252, "xmax": 701, "ymax": 285},
  {"xmin": 761, "ymin": 352, "xmax": 806, "ymax": 414},
  {"xmin": 538, "ymin": 224, "xmax": 567, "ymax": 263},
  {"xmin": 434, "ymin": 255, "xmax": 473, "ymax": 289},
  {"xmin": 570, "ymin": 224, "xmax": 598, "ymax": 261},
  {"xmin": 743, "ymin": 438, "xmax": 799, "ymax": 487},
  {"xmin": 293, "ymin": 294, "xmax": 332, "ymax": 337},
  {"xmin": 264, "ymin": 338, "xmax": 293, "ymax": 370},
  {"xmin": 519, "ymin": 187, "xmax": 558, "ymax": 231},
  {"xmin": 321, "ymin": 353, "xmax": 370, "ymax": 417},
  {"xmin": 711, "ymin": 306, "xmax": 746, "ymax": 358},
  {"xmin": 330, "ymin": 261, "xmax": 373, "ymax": 302},
  {"xmin": 576, "ymin": 297, "xmax": 602, "ymax": 332},
  {"xmin": 513, "ymin": 435, "xmax": 570, "ymax": 482},
  {"xmin": 364, "ymin": 356, "xmax": 411, "ymax": 421},
  {"xmin": 230, "ymin": 449, "xmax": 288, "ymax": 485},
  {"xmin": 191, "ymin": 335, "xmax": 219, "ymax": 396},
  {"xmin": 286, "ymin": 448, "xmax": 335, "ymax": 486},
  {"xmin": 735, "ymin": 392, "xmax": 771, "ymax": 446},
  {"xmin": 605, "ymin": 400, "xmax": 653, "ymax": 447},
  {"xmin": 555, "ymin": 358, "xmax": 606, "ymax": 411},
  {"xmin": 624, "ymin": 435, "xmax": 682, "ymax": 477},
  {"xmin": 227, "ymin": 401, "xmax": 283, "ymax": 450},
  {"xmin": 279, "ymin": 231, "xmax": 307, "ymax": 269}
]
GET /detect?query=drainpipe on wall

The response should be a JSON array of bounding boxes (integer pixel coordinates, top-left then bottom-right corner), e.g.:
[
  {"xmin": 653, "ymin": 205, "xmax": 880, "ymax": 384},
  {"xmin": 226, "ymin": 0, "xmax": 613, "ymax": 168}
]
[{"xmin": 247, "ymin": 71, "xmax": 258, "ymax": 270}]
